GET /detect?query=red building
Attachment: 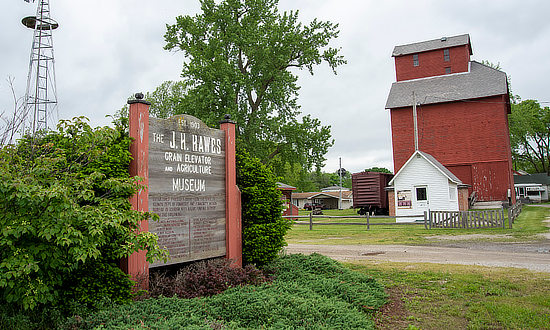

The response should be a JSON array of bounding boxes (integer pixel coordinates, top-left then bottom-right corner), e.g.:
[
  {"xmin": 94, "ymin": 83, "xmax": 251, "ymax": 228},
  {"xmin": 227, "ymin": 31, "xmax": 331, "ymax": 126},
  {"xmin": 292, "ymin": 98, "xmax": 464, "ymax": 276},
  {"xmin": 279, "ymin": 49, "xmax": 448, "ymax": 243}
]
[{"xmin": 385, "ymin": 34, "xmax": 514, "ymax": 202}]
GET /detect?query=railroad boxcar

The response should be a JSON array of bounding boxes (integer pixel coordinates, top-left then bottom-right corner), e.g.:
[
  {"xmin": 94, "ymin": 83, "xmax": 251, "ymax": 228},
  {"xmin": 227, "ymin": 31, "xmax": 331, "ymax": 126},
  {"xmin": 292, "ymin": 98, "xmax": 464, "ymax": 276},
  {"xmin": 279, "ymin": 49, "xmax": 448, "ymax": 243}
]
[{"xmin": 352, "ymin": 171, "xmax": 394, "ymax": 215}]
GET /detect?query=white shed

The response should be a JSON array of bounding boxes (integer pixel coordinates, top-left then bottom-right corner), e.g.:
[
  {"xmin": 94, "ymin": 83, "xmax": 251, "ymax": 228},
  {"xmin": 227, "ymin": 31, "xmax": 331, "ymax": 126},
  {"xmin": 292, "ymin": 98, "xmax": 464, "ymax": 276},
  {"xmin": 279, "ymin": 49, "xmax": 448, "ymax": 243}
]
[{"xmin": 388, "ymin": 150, "xmax": 463, "ymax": 222}]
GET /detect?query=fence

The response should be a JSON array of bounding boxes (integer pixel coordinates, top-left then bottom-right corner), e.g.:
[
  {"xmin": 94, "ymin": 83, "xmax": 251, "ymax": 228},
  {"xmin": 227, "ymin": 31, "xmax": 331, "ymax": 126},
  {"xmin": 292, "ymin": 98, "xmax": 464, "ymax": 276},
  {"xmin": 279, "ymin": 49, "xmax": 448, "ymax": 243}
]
[
  {"xmin": 285, "ymin": 213, "xmax": 428, "ymax": 230},
  {"xmin": 285, "ymin": 202, "xmax": 523, "ymax": 230},
  {"xmin": 430, "ymin": 202, "xmax": 522, "ymax": 229},
  {"xmin": 508, "ymin": 202, "xmax": 522, "ymax": 227},
  {"xmin": 430, "ymin": 210, "xmax": 506, "ymax": 229}
]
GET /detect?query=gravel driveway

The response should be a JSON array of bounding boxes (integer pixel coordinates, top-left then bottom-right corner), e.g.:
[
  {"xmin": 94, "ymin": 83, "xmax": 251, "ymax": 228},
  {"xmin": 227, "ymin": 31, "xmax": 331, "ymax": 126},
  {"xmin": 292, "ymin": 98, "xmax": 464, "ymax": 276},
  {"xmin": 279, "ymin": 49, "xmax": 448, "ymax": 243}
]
[{"xmin": 285, "ymin": 210, "xmax": 550, "ymax": 273}]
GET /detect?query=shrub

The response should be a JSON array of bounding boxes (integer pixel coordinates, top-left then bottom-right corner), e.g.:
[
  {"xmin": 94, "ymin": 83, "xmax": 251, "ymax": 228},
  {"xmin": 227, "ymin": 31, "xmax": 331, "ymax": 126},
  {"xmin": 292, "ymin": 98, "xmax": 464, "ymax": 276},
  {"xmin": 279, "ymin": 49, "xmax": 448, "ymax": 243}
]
[
  {"xmin": 0, "ymin": 117, "xmax": 167, "ymax": 311},
  {"xmin": 236, "ymin": 148, "xmax": 291, "ymax": 266},
  {"xmin": 141, "ymin": 258, "xmax": 269, "ymax": 300},
  {"xmin": 61, "ymin": 258, "xmax": 135, "ymax": 307}
]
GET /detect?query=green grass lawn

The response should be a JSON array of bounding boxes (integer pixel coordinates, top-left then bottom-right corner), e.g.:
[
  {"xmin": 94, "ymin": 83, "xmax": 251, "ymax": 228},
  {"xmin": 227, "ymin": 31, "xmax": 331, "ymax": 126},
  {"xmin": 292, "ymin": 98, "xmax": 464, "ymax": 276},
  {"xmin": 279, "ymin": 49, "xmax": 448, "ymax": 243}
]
[
  {"xmin": 347, "ymin": 261, "xmax": 550, "ymax": 329},
  {"xmin": 286, "ymin": 205, "xmax": 549, "ymax": 245},
  {"xmin": 286, "ymin": 205, "xmax": 550, "ymax": 329}
]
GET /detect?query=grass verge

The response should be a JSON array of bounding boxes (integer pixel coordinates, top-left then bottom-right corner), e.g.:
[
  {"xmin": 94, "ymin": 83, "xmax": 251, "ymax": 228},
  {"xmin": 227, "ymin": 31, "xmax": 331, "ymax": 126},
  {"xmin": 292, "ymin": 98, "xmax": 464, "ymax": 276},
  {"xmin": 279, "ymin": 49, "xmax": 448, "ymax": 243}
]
[
  {"xmin": 286, "ymin": 205, "xmax": 549, "ymax": 245},
  {"xmin": 346, "ymin": 261, "xmax": 550, "ymax": 329}
]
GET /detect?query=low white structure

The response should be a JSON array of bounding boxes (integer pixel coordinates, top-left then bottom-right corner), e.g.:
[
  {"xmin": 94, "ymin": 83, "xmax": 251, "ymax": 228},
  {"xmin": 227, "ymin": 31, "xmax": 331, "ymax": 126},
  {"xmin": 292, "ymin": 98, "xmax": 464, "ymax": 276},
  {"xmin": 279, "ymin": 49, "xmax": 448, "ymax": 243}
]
[
  {"xmin": 513, "ymin": 173, "xmax": 550, "ymax": 202},
  {"xmin": 388, "ymin": 150, "xmax": 465, "ymax": 222},
  {"xmin": 514, "ymin": 183, "xmax": 546, "ymax": 202},
  {"xmin": 292, "ymin": 191, "xmax": 353, "ymax": 210}
]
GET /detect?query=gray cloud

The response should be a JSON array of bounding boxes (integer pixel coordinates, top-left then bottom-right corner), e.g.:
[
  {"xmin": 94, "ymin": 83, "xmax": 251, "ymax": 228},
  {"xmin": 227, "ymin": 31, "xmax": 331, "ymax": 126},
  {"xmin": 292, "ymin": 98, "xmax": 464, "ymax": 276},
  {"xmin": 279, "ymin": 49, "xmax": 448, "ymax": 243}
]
[{"xmin": 2, "ymin": 0, "xmax": 549, "ymax": 174}]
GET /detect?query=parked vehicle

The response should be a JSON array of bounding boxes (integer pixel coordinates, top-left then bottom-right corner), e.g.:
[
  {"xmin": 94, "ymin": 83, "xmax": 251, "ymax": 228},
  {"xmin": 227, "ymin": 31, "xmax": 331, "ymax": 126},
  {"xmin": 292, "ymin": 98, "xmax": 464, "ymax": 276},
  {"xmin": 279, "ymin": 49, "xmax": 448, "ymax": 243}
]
[
  {"xmin": 351, "ymin": 171, "xmax": 394, "ymax": 215},
  {"xmin": 304, "ymin": 202, "xmax": 324, "ymax": 210}
]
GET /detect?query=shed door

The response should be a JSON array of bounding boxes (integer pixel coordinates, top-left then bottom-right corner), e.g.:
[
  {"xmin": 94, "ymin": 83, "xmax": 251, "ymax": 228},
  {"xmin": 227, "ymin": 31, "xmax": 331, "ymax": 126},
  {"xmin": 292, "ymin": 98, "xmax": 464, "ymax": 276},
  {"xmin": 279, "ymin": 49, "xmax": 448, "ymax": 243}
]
[{"xmin": 415, "ymin": 185, "xmax": 429, "ymax": 213}]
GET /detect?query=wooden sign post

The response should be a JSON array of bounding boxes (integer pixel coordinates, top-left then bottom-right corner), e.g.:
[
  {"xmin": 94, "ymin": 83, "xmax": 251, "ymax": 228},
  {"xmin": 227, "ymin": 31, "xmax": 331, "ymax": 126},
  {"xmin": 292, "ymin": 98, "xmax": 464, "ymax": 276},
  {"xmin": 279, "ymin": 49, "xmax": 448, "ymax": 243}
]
[
  {"xmin": 121, "ymin": 94, "xmax": 151, "ymax": 282},
  {"xmin": 125, "ymin": 94, "xmax": 242, "ymax": 285}
]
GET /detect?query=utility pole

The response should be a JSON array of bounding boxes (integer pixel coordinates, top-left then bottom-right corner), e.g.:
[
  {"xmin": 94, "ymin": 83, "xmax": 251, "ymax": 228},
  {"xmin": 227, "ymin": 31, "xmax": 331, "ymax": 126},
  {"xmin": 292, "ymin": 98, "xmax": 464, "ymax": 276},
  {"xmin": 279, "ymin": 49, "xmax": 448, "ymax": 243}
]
[{"xmin": 338, "ymin": 157, "xmax": 342, "ymax": 210}]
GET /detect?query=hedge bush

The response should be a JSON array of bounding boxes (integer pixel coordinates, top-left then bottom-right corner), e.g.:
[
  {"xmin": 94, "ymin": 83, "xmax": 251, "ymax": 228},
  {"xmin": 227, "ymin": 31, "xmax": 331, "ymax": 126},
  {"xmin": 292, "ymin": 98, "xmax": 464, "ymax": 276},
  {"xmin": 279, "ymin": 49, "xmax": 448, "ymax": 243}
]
[
  {"xmin": 236, "ymin": 148, "xmax": 291, "ymax": 266},
  {"xmin": 0, "ymin": 117, "xmax": 166, "ymax": 311}
]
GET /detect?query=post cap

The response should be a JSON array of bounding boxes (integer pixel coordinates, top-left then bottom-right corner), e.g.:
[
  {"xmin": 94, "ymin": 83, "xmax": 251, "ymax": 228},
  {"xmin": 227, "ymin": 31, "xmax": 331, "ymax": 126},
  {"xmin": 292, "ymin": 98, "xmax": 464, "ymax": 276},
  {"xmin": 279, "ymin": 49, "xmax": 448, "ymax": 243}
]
[
  {"xmin": 128, "ymin": 92, "xmax": 151, "ymax": 105},
  {"xmin": 220, "ymin": 114, "xmax": 236, "ymax": 124}
]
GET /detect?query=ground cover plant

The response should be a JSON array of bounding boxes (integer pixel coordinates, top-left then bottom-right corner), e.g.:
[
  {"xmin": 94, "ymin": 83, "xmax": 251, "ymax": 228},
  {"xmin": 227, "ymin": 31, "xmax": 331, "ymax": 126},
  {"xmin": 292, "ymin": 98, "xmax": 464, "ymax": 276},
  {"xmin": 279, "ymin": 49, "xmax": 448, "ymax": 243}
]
[
  {"xmin": 347, "ymin": 261, "xmax": 550, "ymax": 329},
  {"xmin": 287, "ymin": 205, "xmax": 549, "ymax": 245},
  {"xmin": 65, "ymin": 254, "xmax": 387, "ymax": 329}
]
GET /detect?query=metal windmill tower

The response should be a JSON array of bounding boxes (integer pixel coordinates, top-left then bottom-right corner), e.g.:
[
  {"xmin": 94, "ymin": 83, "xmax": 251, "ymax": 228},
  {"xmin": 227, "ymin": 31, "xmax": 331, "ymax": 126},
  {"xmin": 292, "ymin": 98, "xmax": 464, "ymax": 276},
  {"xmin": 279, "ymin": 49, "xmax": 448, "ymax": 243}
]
[{"xmin": 21, "ymin": 0, "xmax": 59, "ymax": 134}]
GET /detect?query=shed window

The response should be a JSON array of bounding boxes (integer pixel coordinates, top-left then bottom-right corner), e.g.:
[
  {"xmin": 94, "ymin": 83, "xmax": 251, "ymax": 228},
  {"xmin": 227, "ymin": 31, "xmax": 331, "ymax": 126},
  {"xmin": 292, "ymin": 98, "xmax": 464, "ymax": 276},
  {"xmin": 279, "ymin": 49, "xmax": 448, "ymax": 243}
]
[
  {"xmin": 443, "ymin": 48, "xmax": 450, "ymax": 61},
  {"xmin": 416, "ymin": 187, "xmax": 427, "ymax": 201},
  {"xmin": 449, "ymin": 186, "xmax": 457, "ymax": 201},
  {"xmin": 413, "ymin": 54, "xmax": 419, "ymax": 67}
]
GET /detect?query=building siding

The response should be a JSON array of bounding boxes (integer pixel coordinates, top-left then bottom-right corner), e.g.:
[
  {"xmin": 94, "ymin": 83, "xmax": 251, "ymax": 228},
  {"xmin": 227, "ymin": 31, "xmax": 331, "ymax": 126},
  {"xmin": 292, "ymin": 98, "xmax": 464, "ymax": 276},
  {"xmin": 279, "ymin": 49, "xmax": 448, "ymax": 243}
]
[
  {"xmin": 393, "ymin": 155, "xmax": 459, "ymax": 222},
  {"xmin": 390, "ymin": 95, "xmax": 513, "ymax": 201},
  {"xmin": 395, "ymin": 45, "xmax": 470, "ymax": 81}
]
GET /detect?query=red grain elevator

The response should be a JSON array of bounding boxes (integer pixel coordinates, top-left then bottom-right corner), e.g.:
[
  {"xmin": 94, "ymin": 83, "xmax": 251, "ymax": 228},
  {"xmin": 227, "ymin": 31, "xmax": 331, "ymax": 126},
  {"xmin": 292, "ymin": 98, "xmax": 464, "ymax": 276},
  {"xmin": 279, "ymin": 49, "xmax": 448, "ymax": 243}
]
[{"xmin": 385, "ymin": 34, "xmax": 515, "ymax": 203}]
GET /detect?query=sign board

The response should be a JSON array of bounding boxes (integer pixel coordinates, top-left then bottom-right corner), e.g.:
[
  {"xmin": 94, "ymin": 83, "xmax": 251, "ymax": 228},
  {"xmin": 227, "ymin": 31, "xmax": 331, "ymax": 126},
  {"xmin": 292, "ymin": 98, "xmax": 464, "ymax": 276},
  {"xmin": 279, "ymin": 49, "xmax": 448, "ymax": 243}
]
[
  {"xmin": 148, "ymin": 115, "xmax": 226, "ymax": 267},
  {"xmin": 397, "ymin": 190, "xmax": 412, "ymax": 208}
]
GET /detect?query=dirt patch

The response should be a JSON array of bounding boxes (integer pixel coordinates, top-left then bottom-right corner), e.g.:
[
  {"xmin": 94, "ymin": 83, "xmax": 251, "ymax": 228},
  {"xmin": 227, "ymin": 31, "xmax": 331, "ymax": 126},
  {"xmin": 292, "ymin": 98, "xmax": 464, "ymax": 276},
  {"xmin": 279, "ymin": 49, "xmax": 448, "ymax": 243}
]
[
  {"xmin": 374, "ymin": 287, "xmax": 411, "ymax": 330},
  {"xmin": 362, "ymin": 251, "xmax": 386, "ymax": 256}
]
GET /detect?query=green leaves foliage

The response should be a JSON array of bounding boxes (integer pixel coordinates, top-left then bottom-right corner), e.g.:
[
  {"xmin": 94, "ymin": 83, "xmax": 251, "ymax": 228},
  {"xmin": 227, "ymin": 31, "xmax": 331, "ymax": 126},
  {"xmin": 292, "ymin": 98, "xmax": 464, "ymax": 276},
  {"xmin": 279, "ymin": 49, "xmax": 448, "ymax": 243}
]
[
  {"xmin": 509, "ymin": 99, "xmax": 550, "ymax": 173},
  {"xmin": 0, "ymin": 117, "xmax": 167, "ymax": 310},
  {"xmin": 364, "ymin": 167, "xmax": 392, "ymax": 174},
  {"xmin": 67, "ymin": 254, "xmax": 386, "ymax": 329},
  {"xmin": 236, "ymin": 147, "xmax": 290, "ymax": 266},
  {"xmin": 162, "ymin": 0, "xmax": 343, "ymax": 173}
]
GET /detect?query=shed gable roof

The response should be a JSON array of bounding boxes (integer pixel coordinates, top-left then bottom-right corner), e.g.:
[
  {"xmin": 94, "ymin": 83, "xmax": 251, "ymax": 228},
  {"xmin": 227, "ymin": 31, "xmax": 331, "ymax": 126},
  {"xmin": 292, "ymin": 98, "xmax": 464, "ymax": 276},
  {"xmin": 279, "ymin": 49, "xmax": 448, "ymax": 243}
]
[
  {"xmin": 292, "ymin": 191, "xmax": 353, "ymax": 200},
  {"xmin": 277, "ymin": 182, "xmax": 297, "ymax": 190},
  {"xmin": 389, "ymin": 150, "xmax": 463, "ymax": 186},
  {"xmin": 385, "ymin": 61, "xmax": 509, "ymax": 109},
  {"xmin": 309, "ymin": 191, "xmax": 353, "ymax": 200},
  {"xmin": 392, "ymin": 34, "xmax": 471, "ymax": 57}
]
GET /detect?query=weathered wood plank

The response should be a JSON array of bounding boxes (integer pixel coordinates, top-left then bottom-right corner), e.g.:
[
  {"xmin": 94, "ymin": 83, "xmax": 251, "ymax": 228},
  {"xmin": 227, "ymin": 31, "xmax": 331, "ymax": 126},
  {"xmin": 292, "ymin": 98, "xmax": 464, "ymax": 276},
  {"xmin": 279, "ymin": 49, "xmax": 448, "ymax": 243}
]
[{"xmin": 148, "ymin": 115, "xmax": 227, "ymax": 268}]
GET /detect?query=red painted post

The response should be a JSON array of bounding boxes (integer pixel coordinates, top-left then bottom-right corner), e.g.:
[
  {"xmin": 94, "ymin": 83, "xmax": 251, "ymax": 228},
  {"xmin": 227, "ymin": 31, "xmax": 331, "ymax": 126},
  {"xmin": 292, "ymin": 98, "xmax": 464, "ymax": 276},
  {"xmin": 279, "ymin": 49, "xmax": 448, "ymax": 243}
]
[
  {"xmin": 121, "ymin": 93, "xmax": 151, "ymax": 286},
  {"xmin": 220, "ymin": 115, "xmax": 242, "ymax": 267}
]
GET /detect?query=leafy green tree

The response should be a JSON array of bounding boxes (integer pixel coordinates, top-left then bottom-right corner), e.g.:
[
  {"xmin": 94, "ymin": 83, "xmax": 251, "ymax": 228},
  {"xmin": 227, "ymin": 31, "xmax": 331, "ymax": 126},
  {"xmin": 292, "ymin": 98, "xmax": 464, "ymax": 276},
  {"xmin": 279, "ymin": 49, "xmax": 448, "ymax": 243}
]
[
  {"xmin": 162, "ymin": 0, "xmax": 345, "ymax": 173},
  {"xmin": 278, "ymin": 163, "xmax": 316, "ymax": 192},
  {"xmin": 509, "ymin": 99, "xmax": 550, "ymax": 173},
  {"xmin": 0, "ymin": 118, "xmax": 167, "ymax": 311},
  {"xmin": 481, "ymin": 60, "xmax": 517, "ymax": 103},
  {"xmin": 364, "ymin": 167, "xmax": 392, "ymax": 174},
  {"xmin": 329, "ymin": 168, "xmax": 351, "ymax": 189},
  {"xmin": 147, "ymin": 81, "xmax": 188, "ymax": 119}
]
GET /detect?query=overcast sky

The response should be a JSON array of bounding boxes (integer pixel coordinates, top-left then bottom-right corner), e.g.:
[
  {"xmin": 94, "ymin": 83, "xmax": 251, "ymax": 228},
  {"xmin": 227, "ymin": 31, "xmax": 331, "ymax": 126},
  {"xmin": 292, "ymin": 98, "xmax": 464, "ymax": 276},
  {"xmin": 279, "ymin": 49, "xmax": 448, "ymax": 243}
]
[{"xmin": 1, "ymin": 0, "xmax": 549, "ymax": 174}]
